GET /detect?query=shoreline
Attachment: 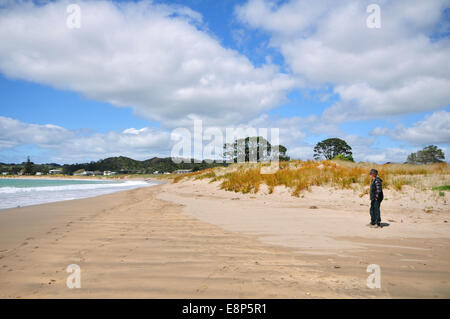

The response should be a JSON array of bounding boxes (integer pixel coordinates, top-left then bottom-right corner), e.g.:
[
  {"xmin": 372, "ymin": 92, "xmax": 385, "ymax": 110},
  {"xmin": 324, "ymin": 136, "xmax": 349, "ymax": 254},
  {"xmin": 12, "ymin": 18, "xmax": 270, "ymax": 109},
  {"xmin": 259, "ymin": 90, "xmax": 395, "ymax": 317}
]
[
  {"xmin": 0, "ymin": 179, "xmax": 449, "ymax": 298},
  {"xmin": 0, "ymin": 178, "xmax": 164, "ymax": 211},
  {"xmin": 0, "ymin": 175, "xmax": 163, "ymax": 181}
]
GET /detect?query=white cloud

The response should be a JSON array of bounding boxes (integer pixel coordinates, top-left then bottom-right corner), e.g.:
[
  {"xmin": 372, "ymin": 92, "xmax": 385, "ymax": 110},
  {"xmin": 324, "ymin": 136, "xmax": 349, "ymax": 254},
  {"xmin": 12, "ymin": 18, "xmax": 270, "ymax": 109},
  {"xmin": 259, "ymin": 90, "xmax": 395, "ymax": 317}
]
[
  {"xmin": 237, "ymin": 0, "xmax": 450, "ymax": 122},
  {"xmin": 356, "ymin": 147, "xmax": 412, "ymax": 163},
  {"xmin": 0, "ymin": 116, "xmax": 171, "ymax": 162},
  {"xmin": 0, "ymin": 116, "xmax": 72, "ymax": 149},
  {"xmin": 3, "ymin": 114, "xmax": 445, "ymax": 163},
  {"xmin": 0, "ymin": 114, "xmax": 312, "ymax": 162},
  {"xmin": 0, "ymin": 0, "xmax": 293, "ymax": 128},
  {"xmin": 1, "ymin": 0, "xmax": 448, "ymax": 163},
  {"xmin": 371, "ymin": 111, "xmax": 450, "ymax": 146}
]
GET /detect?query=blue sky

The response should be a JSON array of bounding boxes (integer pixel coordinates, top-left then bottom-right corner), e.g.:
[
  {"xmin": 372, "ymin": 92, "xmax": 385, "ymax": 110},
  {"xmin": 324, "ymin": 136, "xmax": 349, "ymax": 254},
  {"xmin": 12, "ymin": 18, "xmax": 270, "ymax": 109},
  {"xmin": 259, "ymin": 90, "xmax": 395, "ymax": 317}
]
[{"xmin": 0, "ymin": 0, "xmax": 449, "ymax": 164}]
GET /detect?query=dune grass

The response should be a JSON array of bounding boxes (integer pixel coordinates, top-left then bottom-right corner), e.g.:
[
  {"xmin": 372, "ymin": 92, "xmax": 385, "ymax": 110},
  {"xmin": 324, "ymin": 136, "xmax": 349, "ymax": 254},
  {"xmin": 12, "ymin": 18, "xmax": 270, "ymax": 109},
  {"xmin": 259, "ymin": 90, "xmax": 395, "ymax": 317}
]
[
  {"xmin": 173, "ymin": 160, "xmax": 449, "ymax": 197},
  {"xmin": 193, "ymin": 169, "xmax": 216, "ymax": 180}
]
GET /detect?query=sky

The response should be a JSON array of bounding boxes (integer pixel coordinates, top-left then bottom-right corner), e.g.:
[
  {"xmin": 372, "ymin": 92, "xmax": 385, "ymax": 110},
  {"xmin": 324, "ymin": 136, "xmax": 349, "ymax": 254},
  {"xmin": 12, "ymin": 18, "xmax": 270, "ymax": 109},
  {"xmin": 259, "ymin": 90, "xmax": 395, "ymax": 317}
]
[{"xmin": 0, "ymin": 0, "xmax": 449, "ymax": 164}]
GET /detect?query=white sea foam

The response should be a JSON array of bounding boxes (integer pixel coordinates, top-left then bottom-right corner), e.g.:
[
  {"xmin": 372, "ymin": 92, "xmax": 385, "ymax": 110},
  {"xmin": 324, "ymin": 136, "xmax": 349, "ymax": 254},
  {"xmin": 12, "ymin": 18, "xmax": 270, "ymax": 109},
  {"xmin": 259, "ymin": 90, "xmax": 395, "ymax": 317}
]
[
  {"xmin": 0, "ymin": 180, "xmax": 156, "ymax": 210},
  {"xmin": 0, "ymin": 180, "xmax": 148, "ymax": 194}
]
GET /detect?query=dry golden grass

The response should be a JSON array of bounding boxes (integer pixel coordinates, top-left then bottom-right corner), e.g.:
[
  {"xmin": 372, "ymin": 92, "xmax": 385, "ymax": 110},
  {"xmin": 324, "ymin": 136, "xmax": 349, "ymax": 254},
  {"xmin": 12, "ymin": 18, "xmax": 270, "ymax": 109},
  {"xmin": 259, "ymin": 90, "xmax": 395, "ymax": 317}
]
[
  {"xmin": 172, "ymin": 170, "xmax": 204, "ymax": 183},
  {"xmin": 172, "ymin": 160, "xmax": 450, "ymax": 196},
  {"xmin": 221, "ymin": 167, "xmax": 262, "ymax": 193},
  {"xmin": 193, "ymin": 169, "xmax": 216, "ymax": 180}
]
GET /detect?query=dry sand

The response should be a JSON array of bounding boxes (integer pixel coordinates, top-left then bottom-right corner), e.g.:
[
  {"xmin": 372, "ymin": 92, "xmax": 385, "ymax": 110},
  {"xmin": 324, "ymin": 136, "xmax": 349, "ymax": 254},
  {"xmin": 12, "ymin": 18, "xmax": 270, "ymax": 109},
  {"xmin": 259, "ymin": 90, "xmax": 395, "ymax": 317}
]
[{"xmin": 0, "ymin": 179, "xmax": 449, "ymax": 298}]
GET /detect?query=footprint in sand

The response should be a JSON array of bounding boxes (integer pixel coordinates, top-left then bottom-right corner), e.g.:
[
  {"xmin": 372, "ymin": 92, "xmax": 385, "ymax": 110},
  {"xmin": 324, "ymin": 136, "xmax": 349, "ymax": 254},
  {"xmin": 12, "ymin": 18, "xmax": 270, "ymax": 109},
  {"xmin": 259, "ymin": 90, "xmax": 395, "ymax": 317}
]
[{"xmin": 196, "ymin": 285, "xmax": 208, "ymax": 293}]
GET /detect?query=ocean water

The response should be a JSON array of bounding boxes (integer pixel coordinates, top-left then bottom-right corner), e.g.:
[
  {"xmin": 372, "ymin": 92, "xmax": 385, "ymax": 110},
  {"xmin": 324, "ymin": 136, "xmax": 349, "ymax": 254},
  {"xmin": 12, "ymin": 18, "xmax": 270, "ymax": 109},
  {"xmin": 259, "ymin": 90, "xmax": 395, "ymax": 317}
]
[{"xmin": 0, "ymin": 178, "xmax": 156, "ymax": 210}]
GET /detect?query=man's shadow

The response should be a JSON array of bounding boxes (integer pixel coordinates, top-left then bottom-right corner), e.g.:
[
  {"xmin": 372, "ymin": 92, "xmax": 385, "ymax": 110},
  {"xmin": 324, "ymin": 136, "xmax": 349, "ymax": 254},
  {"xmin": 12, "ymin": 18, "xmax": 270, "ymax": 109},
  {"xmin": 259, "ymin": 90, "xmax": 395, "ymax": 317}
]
[{"xmin": 380, "ymin": 222, "xmax": 390, "ymax": 228}]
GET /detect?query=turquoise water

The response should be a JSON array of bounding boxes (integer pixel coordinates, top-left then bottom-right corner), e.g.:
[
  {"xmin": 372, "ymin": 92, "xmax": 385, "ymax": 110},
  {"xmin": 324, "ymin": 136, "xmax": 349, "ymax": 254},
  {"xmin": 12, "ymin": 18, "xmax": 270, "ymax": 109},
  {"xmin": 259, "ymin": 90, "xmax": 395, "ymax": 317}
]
[{"xmin": 0, "ymin": 178, "xmax": 155, "ymax": 209}]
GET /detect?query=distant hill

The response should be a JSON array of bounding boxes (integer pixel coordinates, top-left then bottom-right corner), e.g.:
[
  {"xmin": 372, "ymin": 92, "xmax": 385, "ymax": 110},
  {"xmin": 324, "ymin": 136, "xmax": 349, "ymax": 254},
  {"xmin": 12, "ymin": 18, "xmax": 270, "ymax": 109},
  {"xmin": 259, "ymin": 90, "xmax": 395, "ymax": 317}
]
[
  {"xmin": 94, "ymin": 156, "xmax": 142, "ymax": 171},
  {"xmin": 0, "ymin": 156, "xmax": 227, "ymax": 175},
  {"xmin": 74, "ymin": 156, "xmax": 226, "ymax": 174}
]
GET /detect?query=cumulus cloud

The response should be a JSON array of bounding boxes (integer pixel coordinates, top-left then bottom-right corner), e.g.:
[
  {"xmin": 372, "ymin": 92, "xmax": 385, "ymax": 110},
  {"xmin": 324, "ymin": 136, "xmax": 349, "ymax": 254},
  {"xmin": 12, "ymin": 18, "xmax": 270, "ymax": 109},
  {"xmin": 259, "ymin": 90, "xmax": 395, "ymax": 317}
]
[
  {"xmin": 0, "ymin": 116, "xmax": 171, "ymax": 162},
  {"xmin": 371, "ymin": 111, "xmax": 450, "ymax": 146},
  {"xmin": 356, "ymin": 147, "xmax": 412, "ymax": 163},
  {"xmin": 0, "ymin": 116, "xmax": 71, "ymax": 149},
  {"xmin": 2, "ymin": 114, "xmax": 440, "ymax": 163},
  {"xmin": 1, "ymin": 0, "xmax": 448, "ymax": 163},
  {"xmin": 0, "ymin": 114, "xmax": 312, "ymax": 162},
  {"xmin": 237, "ymin": 0, "xmax": 450, "ymax": 121},
  {"xmin": 0, "ymin": 0, "xmax": 293, "ymax": 128}
]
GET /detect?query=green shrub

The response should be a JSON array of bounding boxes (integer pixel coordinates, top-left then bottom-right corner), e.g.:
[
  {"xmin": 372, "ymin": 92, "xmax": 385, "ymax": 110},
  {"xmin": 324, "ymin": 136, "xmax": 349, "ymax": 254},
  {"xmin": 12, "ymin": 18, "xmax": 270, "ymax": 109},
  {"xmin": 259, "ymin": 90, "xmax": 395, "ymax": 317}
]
[{"xmin": 333, "ymin": 154, "xmax": 354, "ymax": 162}]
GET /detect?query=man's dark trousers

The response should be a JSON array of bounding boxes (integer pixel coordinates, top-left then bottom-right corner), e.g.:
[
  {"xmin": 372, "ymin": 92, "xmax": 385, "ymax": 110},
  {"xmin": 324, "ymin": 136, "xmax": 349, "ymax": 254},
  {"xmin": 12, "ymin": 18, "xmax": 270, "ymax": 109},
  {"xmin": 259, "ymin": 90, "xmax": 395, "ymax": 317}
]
[{"xmin": 370, "ymin": 199, "xmax": 381, "ymax": 225}]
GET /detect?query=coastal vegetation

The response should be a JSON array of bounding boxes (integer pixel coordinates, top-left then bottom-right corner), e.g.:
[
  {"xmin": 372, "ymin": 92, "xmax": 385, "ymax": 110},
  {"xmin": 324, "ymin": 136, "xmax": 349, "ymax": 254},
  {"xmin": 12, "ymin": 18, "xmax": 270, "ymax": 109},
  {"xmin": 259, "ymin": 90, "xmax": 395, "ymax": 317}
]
[
  {"xmin": 173, "ymin": 160, "xmax": 450, "ymax": 197},
  {"xmin": 223, "ymin": 136, "xmax": 289, "ymax": 162},
  {"xmin": 1, "ymin": 140, "xmax": 446, "ymax": 195},
  {"xmin": 407, "ymin": 145, "xmax": 446, "ymax": 164},
  {"xmin": 313, "ymin": 138, "xmax": 353, "ymax": 161},
  {"xmin": 432, "ymin": 185, "xmax": 450, "ymax": 191}
]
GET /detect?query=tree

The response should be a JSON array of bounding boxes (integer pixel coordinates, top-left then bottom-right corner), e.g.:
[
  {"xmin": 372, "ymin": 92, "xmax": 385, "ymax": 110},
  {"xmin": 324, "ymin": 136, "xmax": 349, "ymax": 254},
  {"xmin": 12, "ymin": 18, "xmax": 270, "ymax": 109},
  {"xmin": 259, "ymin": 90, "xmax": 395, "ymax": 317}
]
[
  {"xmin": 313, "ymin": 138, "xmax": 353, "ymax": 160},
  {"xmin": 406, "ymin": 152, "xmax": 417, "ymax": 164},
  {"xmin": 24, "ymin": 156, "xmax": 34, "ymax": 175},
  {"xmin": 334, "ymin": 154, "xmax": 355, "ymax": 162},
  {"xmin": 223, "ymin": 136, "xmax": 289, "ymax": 163},
  {"xmin": 407, "ymin": 145, "xmax": 445, "ymax": 164}
]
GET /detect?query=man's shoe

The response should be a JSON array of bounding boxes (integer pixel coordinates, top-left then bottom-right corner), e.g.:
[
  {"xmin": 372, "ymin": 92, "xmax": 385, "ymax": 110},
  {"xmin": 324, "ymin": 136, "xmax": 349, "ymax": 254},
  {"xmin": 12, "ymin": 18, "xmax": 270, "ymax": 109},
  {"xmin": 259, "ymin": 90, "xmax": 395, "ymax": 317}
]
[
  {"xmin": 366, "ymin": 223, "xmax": 375, "ymax": 227},
  {"xmin": 370, "ymin": 224, "xmax": 379, "ymax": 228}
]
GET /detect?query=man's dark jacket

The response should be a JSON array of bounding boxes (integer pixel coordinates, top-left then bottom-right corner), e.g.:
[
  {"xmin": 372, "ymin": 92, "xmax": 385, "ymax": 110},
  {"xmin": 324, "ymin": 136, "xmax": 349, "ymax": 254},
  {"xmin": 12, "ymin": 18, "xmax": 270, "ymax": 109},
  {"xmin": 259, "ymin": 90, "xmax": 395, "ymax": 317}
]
[{"xmin": 370, "ymin": 177, "xmax": 383, "ymax": 201}]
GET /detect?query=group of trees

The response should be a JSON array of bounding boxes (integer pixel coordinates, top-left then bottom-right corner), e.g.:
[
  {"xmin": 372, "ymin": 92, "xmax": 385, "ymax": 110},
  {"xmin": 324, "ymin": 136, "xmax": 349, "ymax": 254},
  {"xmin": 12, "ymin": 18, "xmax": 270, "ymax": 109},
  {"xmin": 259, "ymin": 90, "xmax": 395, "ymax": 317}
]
[
  {"xmin": 223, "ymin": 136, "xmax": 289, "ymax": 163},
  {"xmin": 312, "ymin": 138, "xmax": 445, "ymax": 164},
  {"xmin": 407, "ymin": 145, "xmax": 445, "ymax": 164},
  {"xmin": 0, "ymin": 157, "xmax": 61, "ymax": 175},
  {"xmin": 223, "ymin": 136, "xmax": 356, "ymax": 162},
  {"xmin": 311, "ymin": 138, "xmax": 445, "ymax": 164}
]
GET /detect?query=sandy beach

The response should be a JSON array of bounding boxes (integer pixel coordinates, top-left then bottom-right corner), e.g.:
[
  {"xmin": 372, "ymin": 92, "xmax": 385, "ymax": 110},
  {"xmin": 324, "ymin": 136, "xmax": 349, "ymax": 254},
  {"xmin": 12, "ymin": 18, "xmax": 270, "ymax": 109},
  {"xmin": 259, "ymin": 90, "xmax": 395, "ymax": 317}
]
[{"xmin": 0, "ymin": 179, "xmax": 449, "ymax": 298}]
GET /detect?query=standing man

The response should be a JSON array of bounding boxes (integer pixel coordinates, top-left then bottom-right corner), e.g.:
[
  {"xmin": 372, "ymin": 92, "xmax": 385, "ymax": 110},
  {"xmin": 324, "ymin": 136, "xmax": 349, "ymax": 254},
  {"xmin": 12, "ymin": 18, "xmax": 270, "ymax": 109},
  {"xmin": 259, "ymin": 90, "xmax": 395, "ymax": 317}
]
[{"xmin": 369, "ymin": 169, "xmax": 383, "ymax": 228}]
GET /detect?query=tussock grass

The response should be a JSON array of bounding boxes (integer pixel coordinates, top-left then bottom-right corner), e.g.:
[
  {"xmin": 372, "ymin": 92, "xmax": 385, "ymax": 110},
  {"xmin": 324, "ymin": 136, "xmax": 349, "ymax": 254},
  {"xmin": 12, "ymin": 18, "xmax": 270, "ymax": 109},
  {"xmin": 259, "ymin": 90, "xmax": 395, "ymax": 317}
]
[
  {"xmin": 193, "ymin": 169, "xmax": 216, "ymax": 180},
  {"xmin": 172, "ymin": 170, "xmax": 203, "ymax": 183},
  {"xmin": 221, "ymin": 168, "xmax": 262, "ymax": 193},
  {"xmin": 173, "ymin": 168, "xmax": 221, "ymax": 183},
  {"xmin": 390, "ymin": 177, "xmax": 412, "ymax": 191},
  {"xmin": 172, "ymin": 160, "xmax": 450, "ymax": 196}
]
